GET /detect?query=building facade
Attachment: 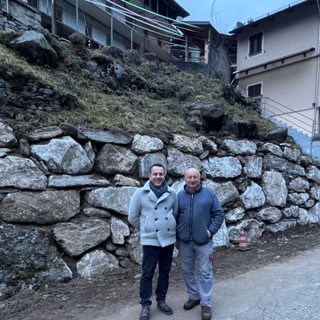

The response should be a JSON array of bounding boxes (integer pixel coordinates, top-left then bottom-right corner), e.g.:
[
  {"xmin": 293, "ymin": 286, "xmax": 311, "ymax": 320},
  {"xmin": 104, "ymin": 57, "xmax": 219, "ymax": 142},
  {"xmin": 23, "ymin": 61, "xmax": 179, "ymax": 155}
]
[
  {"xmin": 231, "ymin": 0, "xmax": 320, "ymax": 145},
  {"xmin": 1, "ymin": 0, "xmax": 189, "ymax": 61},
  {"xmin": 170, "ymin": 21, "xmax": 233, "ymax": 79}
]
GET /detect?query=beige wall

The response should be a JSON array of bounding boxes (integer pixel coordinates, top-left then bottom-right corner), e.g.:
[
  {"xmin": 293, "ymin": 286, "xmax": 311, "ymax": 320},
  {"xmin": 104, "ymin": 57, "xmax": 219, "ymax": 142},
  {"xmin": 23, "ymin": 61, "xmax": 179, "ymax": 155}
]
[
  {"xmin": 235, "ymin": 2, "xmax": 320, "ymax": 136},
  {"xmin": 237, "ymin": 5, "xmax": 318, "ymax": 70},
  {"xmin": 238, "ymin": 59, "xmax": 317, "ymax": 135}
]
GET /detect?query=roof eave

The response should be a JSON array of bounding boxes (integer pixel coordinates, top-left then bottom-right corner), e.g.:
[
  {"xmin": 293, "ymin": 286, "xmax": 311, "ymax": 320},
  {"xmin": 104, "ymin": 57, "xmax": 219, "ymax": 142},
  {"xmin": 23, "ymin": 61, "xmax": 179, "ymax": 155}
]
[{"xmin": 229, "ymin": 0, "xmax": 314, "ymax": 34}]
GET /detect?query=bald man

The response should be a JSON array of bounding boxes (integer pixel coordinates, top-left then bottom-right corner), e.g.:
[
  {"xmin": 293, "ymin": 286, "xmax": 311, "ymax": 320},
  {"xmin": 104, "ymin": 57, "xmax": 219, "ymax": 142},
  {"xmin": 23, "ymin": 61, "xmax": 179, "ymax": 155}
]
[{"xmin": 176, "ymin": 168, "xmax": 224, "ymax": 320}]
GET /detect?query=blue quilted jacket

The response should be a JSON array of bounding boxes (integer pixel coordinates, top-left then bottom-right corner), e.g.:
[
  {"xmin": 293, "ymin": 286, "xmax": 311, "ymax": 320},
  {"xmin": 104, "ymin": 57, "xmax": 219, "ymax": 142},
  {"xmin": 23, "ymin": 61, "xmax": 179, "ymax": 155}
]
[{"xmin": 177, "ymin": 184, "xmax": 224, "ymax": 245}]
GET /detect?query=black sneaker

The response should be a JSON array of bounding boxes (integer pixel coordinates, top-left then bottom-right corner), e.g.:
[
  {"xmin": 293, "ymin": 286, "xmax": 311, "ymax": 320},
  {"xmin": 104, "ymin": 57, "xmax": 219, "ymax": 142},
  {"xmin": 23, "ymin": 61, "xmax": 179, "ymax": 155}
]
[
  {"xmin": 140, "ymin": 305, "xmax": 150, "ymax": 320},
  {"xmin": 157, "ymin": 300, "xmax": 173, "ymax": 315}
]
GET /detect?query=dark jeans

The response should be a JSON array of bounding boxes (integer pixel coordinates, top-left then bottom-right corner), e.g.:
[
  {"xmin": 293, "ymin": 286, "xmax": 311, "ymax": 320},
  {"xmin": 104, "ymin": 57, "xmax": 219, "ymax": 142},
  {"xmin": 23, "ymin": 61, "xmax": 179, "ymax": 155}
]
[{"xmin": 140, "ymin": 244, "xmax": 174, "ymax": 306}]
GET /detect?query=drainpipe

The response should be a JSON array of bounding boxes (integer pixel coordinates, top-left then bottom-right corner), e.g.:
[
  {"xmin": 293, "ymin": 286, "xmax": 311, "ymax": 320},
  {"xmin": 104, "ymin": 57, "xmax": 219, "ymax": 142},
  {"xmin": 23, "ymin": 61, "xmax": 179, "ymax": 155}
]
[
  {"xmin": 76, "ymin": 0, "xmax": 79, "ymax": 32},
  {"xmin": 207, "ymin": 27, "xmax": 212, "ymax": 78},
  {"xmin": 260, "ymin": 96, "xmax": 266, "ymax": 118},
  {"xmin": 185, "ymin": 35, "xmax": 189, "ymax": 62},
  {"xmin": 51, "ymin": 0, "xmax": 57, "ymax": 35},
  {"xmin": 111, "ymin": 16, "xmax": 114, "ymax": 46},
  {"xmin": 314, "ymin": 0, "xmax": 320, "ymax": 136}
]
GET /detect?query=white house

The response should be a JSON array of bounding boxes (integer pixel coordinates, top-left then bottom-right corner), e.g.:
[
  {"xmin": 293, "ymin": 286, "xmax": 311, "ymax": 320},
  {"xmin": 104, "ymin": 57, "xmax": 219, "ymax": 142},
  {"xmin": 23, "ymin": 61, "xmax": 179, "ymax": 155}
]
[{"xmin": 230, "ymin": 0, "xmax": 320, "ymax": 155}]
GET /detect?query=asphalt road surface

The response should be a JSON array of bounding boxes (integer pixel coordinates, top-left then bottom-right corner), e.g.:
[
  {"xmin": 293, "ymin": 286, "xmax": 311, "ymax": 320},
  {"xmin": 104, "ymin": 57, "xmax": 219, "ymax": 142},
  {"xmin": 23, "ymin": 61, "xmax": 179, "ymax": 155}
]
[{"xmin": 75, "ymin": 246, "xmax": 320, "ymax": 320}]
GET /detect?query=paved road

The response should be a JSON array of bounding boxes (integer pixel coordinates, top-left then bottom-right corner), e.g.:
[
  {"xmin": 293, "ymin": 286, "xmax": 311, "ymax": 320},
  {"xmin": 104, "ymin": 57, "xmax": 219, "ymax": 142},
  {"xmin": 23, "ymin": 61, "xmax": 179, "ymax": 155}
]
[{"xmin": 76, "ymin": 246, "xmax": 320, "ymax": 320}]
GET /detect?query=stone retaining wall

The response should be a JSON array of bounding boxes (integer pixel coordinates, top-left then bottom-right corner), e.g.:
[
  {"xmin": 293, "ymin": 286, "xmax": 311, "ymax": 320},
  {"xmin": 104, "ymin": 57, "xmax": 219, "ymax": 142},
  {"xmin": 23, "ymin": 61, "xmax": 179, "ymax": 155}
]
[{"xmin": 0, "ymin": 120, "xmax": 320, "ymax": 300}]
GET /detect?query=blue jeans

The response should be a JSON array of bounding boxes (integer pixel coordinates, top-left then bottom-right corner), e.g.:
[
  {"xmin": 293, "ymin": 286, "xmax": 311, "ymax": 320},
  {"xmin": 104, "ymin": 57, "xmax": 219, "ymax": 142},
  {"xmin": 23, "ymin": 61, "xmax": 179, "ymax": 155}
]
[
  {"xmin": 179, "ymin": 240, "xmax": 213, "ymax": 307},
  {"xmin": 140, "ymin": 244, "xmax": 174, "ymax": 306}
]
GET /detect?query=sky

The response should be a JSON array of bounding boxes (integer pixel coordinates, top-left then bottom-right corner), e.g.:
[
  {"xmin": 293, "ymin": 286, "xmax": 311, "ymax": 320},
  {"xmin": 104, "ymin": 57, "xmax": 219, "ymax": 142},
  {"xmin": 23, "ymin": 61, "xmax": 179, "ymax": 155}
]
[{"xmin": 175, "ymin": 0, "xmax": 303, "ymax": 33}]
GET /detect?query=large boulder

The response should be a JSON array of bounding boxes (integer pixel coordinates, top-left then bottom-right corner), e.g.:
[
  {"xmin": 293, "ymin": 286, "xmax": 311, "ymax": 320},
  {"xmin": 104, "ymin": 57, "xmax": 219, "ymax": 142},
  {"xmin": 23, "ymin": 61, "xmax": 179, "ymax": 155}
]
[
  {"xmin": 201, "ymin": 107, "xmax": 225, "ymax": 131},
  {"xmin": 265, "ymin": 127, "xmax": 288, "ymax": 143},
  {"xmin": 10, "ymin": 30, "xmax": 58, "ymax": 67},
  {"xmin": 0, "ymin": 224, "xmax": 72, "ymax": 301},
  {"xmin": 231, "ymin": 116, "xmax": 257, "ymax": 138}
]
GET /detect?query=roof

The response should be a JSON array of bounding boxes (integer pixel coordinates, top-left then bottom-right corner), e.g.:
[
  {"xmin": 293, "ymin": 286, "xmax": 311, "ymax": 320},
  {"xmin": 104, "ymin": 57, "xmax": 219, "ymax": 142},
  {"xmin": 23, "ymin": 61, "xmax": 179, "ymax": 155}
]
[
  {"xmin": 173, "ymin": 21, "xmax": 220, "ymax": 38},
  {"xmin": 171, "ymin": 0, "xmax": 190, "ymax": 18},
  {"xmin": 230, "ymin": 0, "xmax": 314, "ymax": 34}
]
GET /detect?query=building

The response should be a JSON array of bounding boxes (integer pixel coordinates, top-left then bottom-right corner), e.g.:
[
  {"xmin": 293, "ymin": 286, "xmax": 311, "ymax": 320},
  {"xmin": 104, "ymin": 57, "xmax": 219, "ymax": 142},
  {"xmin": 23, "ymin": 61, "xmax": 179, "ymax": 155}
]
[
  {"xmin": 1, "ymin": 0, "xmax": 189, "ymax": 61},
  {"xmin": 230, "ymin": 0, "xmax": 320, "ymax": 154},
  {"xmin": 1, "ymin": 0, "xmax": 234, "ymax": 79},
  {"xmin": 170, "ymin": 21, "xmax": 234, "ymax": 79}
]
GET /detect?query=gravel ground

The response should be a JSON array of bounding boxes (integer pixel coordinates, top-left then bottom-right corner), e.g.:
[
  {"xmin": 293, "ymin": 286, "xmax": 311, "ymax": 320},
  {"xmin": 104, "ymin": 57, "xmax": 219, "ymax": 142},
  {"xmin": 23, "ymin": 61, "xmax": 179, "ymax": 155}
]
[{"xmin": 1, "ymin": 224, "xmax": 320, "ymax": 320}]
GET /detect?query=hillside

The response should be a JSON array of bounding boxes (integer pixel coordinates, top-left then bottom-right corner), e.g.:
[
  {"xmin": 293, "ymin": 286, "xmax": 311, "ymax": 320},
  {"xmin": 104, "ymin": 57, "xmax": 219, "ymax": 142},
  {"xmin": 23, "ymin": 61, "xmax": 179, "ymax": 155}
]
[
  {"xmin": 0, "ymin": 30, "xmax": 276, "ymax": 139},
  {"xmin": 2, "ymin": 28, "xmax": 320, "ymax": 320}
]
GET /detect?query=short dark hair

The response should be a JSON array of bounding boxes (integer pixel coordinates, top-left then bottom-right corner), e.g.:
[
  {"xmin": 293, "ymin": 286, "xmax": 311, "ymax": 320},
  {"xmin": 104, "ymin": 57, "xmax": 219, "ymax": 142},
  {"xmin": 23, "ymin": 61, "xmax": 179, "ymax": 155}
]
[{"xmin": 150, "ymin": 163, "xmax": 166, "ymax": 173}]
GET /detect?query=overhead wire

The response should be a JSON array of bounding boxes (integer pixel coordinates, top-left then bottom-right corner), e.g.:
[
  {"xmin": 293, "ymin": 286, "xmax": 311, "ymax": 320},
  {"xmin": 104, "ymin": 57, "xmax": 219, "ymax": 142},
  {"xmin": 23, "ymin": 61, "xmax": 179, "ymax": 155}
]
[
  {"xmin": 83, "ymin": 0, "xmax": 194, "ymax": 53},
  {"xmin": 119, "ymin": 6, "xmax": 183, "ymax": 35},
  {"xmin": 84, "ymin": 0, "xmax": 185, "ymax": 37},
  {"xmin": 118, "ymin": 0, "xmax": 200, "ymax": 29},
  {"xmin": 84, "ymin": 0, "xmax": 183, "ymax": 36},
  {"xmin": 104, "ymin": 0, "xmax": 182, "ymax": 34},
  {"xmin": 103, "ymin": 1, "xmax": 212, "ymax": 45},
  {"xmin": 77, "ymin": 0, "xmax": 205, "ymax": 60}
]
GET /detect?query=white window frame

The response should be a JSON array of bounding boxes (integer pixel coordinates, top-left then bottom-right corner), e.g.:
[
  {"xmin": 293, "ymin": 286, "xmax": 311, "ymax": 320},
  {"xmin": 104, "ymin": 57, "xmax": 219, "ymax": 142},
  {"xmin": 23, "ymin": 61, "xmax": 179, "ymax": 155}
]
[
  {"xmin": 248, "ymin": 31, "xmax": 264, "ymax": 58},
  {"xmin": 247, "ymin": 82, "xmax": 263, "ymax": 103}
]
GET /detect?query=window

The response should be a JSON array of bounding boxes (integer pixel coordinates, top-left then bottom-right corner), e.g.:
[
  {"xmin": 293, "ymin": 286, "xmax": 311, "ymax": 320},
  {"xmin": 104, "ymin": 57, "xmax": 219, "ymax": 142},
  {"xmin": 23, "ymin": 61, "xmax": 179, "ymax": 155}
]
[
  {"xmin": 249, "ymin": 32, "xmax": 263, "ymax": 56},
  {"xmin": 247, "ymin": 83, "xmax": 262, "ymax": 104},
  {"xmin": 85, "ymin": 22, "xmax": 93, "ymax": 39},
  {"xmin": 27, "ymin": 0, "xmax": 38, "ymax": 9},
  {"xmin": 56, "ymin": 5, "xmax": 63, "ymax": 22},
  {"xmin": 248, "ymin": 83, "xmax": 262, "ymax": 98}
]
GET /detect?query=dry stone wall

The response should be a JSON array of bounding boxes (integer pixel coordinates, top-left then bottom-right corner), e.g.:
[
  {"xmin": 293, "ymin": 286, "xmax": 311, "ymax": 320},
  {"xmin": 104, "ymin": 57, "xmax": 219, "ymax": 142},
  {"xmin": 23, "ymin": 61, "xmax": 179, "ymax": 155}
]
[{"xmin": 0, "ymin": 120, "xmax": 320, "ymax": 300}]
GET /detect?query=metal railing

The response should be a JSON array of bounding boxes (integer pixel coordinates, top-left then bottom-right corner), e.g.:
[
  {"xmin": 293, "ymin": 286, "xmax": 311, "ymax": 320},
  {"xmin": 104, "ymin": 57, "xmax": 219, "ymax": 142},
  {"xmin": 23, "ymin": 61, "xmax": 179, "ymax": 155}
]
[
  {"xmin": 260, "ymin": 96, "xmax": 319, "ymax": 135},
  {"xmin": 260, "ymin": 96, "xmax": 320, "ymax": 154}
]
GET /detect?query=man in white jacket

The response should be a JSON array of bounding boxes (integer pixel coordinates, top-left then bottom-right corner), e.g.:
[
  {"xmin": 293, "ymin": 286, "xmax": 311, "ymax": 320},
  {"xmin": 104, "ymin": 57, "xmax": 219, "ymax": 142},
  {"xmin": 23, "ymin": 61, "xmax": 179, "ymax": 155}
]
[{"xmin": 128, "ymin": 163, "xmax": 178, "ymax": 320}]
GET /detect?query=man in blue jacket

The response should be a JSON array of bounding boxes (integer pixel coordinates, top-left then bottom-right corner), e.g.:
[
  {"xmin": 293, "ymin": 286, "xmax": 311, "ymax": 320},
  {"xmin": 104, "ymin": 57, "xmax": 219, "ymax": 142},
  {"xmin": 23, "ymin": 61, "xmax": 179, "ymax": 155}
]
[
  {"xmin": 177, "ymin": 168, "xmax": 224, "ymax": 320},
  {"xmin": 128, "ymin": 163, "xmax": 178, "ymax": 320}
]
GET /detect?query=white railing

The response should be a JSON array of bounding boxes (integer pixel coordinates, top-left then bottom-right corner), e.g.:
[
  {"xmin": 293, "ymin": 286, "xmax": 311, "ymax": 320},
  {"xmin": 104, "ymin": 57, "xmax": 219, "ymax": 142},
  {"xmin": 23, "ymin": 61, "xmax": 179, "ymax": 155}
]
[
  {"xmin": 260, "ymin": 96, "xmax": 320, "ymax": 155},
  {"xmin": 260, "ymin": 96, "xmax": 318, "ymax": 136}
]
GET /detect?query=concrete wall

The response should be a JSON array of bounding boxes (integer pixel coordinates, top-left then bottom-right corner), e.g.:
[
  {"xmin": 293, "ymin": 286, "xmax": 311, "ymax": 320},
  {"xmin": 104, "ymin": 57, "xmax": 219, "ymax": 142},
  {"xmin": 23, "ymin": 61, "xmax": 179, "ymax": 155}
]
[{"xmin": 2, "ymin": 0, "xmax": 42, "ymax": 30}]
